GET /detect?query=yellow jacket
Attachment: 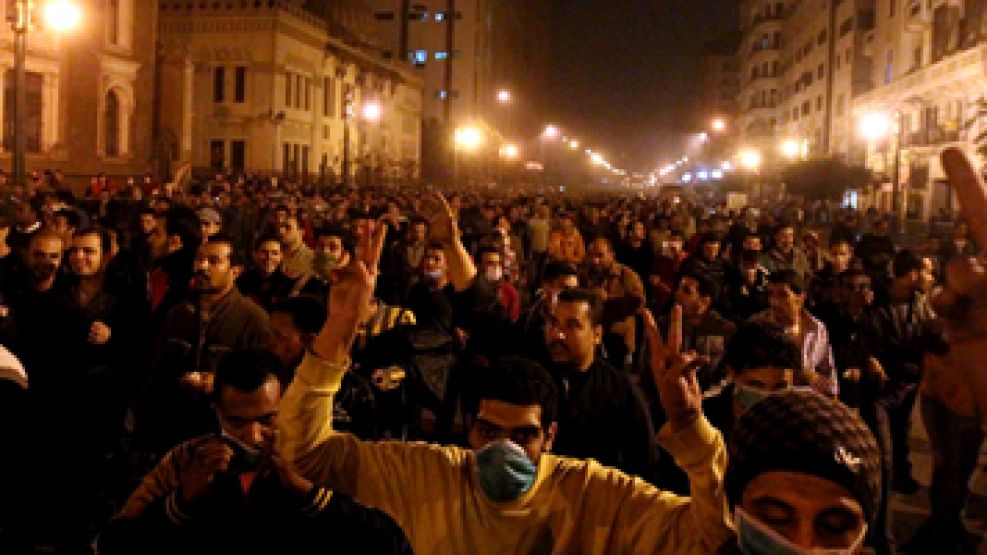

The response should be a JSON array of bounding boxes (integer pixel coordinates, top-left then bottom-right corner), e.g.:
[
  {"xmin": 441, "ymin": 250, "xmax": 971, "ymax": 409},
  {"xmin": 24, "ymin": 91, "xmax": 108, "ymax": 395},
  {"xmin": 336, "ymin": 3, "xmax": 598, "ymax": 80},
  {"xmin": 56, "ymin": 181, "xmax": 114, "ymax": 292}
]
[{"xmin": 281, "ymin": 354, "xmax": 734, "ymax": 554}]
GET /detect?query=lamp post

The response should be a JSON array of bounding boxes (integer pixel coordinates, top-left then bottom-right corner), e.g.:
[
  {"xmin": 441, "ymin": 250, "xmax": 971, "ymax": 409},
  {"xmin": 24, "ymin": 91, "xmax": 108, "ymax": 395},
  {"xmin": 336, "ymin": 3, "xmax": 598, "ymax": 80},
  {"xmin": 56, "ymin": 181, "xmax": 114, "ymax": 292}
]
[
  {"xmin": 860, "ymin": 111, "xmax": 902, "ymax": 233},
  {"xmin": 453, "ymin": 125, "xmax": 483, "ymax": 186},
  {"xmin": 739, "ymin": 148, "xmax": 762, "ymax": 203},
  {"xmin": 9, "ymin": 0, "xmax": 79, "ymax": 188},
  {"xmin": 342, "ymin": 89, "xmax": 354, "ymax": 188}
]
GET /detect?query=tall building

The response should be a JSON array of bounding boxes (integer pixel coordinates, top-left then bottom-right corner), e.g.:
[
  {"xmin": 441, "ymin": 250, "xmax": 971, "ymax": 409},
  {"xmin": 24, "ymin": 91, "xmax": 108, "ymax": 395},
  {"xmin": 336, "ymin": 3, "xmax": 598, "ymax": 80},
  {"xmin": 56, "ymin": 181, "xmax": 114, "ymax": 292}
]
[
  {"xmin": 853, "ymin": 0, "xmax": 987, "ymax": 220},
  {"xmin": 157, "ymin": 0, "xmax": 423, "ymax": 182},
  {"xmin": 698, "ymin": 32, "xmax": 743, "ymax": 127},
  {"xmin": 0, "ymin": 0, "xmax": 157, "ymax": 184},
  {"xmin": 737, "ymin": 0, "xmax": 787, "ymax": 156}
]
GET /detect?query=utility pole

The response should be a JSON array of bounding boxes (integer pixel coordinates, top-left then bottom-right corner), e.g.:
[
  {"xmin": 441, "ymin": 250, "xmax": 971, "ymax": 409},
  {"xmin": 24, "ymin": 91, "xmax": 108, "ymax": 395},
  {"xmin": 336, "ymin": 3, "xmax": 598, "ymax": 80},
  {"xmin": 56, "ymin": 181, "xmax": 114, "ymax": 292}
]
[{"xmin": 11, "ymin": 0, "xmax": 28, "ymax": 189}]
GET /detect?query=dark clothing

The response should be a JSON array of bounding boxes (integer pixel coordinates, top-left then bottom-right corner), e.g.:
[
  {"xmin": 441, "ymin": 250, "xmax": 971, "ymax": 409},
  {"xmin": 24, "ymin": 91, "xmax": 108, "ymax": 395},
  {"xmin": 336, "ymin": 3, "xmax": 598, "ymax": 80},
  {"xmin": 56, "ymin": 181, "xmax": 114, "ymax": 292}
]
[
  {"xmin": 550, "ymin": 358, "xmax": 659, "ymax": 483},
  {"xmin": 722, "ymin": 271, "xmax": 769, "ymax": 324},
  {"xmin": 679, "ymin": 256, "xmax": 729, "ymax": 302},
  {"xmin": 616, "ymin": 241, "xmax": 654, "ymax": 290},
  {"xmin": 99, "ymin": 440, "xmax": 411, "ymax": 555},
  {"xmin": 236, "ymin": 268, "xmax": 296, "ymax": 312},
  {"xmin": 856, "ymin": 233, "xmax": 894, "ymax": 283}
]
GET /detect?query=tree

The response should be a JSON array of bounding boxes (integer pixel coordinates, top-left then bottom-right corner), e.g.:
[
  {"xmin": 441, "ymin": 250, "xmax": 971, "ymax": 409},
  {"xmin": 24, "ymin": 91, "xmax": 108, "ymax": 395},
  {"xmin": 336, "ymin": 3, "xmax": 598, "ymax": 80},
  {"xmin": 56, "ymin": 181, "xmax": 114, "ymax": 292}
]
[{"xmin": 780, "ymin": 159, "xmax": 872, "ymax": 201}]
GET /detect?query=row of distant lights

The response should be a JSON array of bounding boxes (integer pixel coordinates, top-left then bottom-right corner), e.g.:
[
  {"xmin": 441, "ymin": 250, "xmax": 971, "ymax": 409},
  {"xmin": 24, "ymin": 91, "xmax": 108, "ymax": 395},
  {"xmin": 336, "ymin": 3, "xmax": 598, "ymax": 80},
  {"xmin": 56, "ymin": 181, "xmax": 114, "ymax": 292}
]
[
  {"xmin": 542, "ymin": 124, "xmax": 627, "ymax": 177},
  {"xmin": 657, "ymin": 158, "xmax": 735, "ymax": 183}
]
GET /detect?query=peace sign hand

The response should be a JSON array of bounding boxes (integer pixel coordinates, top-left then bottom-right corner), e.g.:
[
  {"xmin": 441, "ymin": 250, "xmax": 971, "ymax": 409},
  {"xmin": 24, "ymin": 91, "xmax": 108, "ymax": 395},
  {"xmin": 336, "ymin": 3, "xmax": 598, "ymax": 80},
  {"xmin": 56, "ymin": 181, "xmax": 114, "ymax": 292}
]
[
  {"xmin": 420, "ymin": 191, "xmax": 459, "ymax": 246},
  {"xmin": 642, "ymin": 305, "xmax": 704, "ymax": 432}
]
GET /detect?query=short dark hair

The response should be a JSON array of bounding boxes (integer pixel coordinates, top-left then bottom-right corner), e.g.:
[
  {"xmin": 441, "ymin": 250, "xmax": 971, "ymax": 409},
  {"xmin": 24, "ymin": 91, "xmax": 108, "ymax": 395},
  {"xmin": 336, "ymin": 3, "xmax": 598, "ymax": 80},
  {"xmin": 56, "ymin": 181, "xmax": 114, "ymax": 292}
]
[
  {"xmin": 893, "ymin": 249, "xmax": 923, "ymax": 278},
  {"xmin": 204, "ymin": 233, "xmax": 245, "ymax": 267},
  {"xmin": 472, "ymin": 356, "xmax": 558, "ymax": 429},
  {"xmin": 724, "ymin": 321, "xmax": 801, "ymax": 375},
  {"xmin": 213, "ymin": 349, "xmax": 290, "ymax": 404},
  {"xmin": 556, "ymin": 288, "xmax": 605, "ymax": 326},
  {"xmin": 314, "ymin": 226, "xmax": 354, "ymax": 255},
  {"xmin": 270, "ymin": 296, "xmax": 326, "ymax": 335},
  {"xmin": 54, "ymin": 209, "xmax": 81, "ymax": 229},
  {"xmin": 699, "ymin": 232, "xmax": 721, "ymax": 246},
  {"xmin": 768, "ymin": 269, "xmax": 805, "ymax": 295},
  {"xmin": 253, "ymin": 234, "xmax": 283, "ymax": 252},
  {"xmin": 542, "ymin": 261, "xmax": 579, "ymax": 283},
  {"xmin": 165, "ymin": 208, "xmax": 202, "ymax": 252},
  {"xmin": 74, "ymin": 226, "xmax": 113, "ymax": 255},
  {"xmin": 679, "ymin": 272, "xmax": 716, "ymax": 298}
]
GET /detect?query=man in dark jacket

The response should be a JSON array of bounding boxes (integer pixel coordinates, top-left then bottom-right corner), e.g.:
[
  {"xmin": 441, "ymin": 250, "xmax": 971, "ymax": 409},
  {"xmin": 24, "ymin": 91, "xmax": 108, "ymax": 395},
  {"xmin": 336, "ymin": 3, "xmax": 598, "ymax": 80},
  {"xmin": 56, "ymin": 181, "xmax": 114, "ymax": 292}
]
[{"xmin": 98, "ymin": 350, "xmax": 410, "ymax": 555}]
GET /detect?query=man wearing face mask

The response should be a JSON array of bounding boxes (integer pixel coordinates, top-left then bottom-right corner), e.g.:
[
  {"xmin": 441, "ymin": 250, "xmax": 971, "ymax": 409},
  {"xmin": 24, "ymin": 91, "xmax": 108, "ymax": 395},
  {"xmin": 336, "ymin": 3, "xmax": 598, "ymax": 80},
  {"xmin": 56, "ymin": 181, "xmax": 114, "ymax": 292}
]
[
  {"xmin": 648, "ymin": 230, "xmax": 687, "ymax": 310},
  {"xmin": 100, "ymin": 350, "xmax": 411, "ymax": 555},
  {"xmin": 720, "ymin": 390, "xmax": 883, "ymax": 555},
  {"xmin": 478, "ymin": 245, "xmax": 520, "ymax": 322},
  {"xmin": 280, "ymin": 226, "xmax": 734, "ymax": 553}
]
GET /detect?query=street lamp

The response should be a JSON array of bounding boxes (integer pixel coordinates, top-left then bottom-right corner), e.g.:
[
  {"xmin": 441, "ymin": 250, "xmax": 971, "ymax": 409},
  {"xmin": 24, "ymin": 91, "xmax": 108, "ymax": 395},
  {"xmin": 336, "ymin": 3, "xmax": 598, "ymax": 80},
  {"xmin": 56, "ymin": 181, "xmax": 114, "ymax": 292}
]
[
  {"xmin": 498, "ymin": 143, "xmax": 519, "ymax": 160},
  {"xmin": 543, "ymin": 125, "xmax": 560, "ymax": 139},
  {"xmin": 568, "ymin": 139, "xmax": 580, "ymax": 150},
  {"xmin": 10, "ymin": 0, "xmax": 79, "ymax": 188},
  {"xmin": 859, "ymin": 110, "xmax": 902, "ymax": 233},
  {"xmin": 496, "ymin": 89, "xmax": 512, "ymax": 104},
  {"xmin": 779, "ymin": 138, "xmax": 801, "ymax": 160},
  {"xmin": 361, "ymin": 101, "xmax": 382, "ymax": 123},
  {"xmin": 453, "ymin": 124, "xmax": 484, "ymax": 185},
  {"xmin": 711, "ymin": 118, "xmax": 727, "ymax": 133},
  {"xmin": 739, "ymin": 148, "xmax": 762, "ymax": 202}
]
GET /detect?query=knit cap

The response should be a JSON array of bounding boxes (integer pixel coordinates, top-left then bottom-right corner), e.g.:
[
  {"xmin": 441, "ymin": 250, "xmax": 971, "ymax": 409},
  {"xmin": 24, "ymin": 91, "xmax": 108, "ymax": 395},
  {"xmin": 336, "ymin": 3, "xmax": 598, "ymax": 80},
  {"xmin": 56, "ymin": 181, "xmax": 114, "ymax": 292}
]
[{"xmin": 725, "ymin": 390, "xmax": 882, "ymax": 525}]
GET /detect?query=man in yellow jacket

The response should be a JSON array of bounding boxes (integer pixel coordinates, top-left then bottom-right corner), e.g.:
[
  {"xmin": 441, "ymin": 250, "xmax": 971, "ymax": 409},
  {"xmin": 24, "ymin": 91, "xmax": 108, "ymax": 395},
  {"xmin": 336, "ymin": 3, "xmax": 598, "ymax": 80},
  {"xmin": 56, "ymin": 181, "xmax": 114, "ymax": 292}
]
[{"xmin": 280, "ymin": 196, "xmax": 734, "ymax": 554}]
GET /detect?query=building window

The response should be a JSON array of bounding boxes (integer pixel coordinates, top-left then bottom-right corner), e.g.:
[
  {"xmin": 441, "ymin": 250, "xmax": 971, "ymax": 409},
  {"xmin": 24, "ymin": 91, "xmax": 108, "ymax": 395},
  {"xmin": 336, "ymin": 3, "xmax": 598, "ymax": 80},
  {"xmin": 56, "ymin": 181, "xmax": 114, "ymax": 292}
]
[
  {"xmin": 231, "ymin": 140, "xmax": 245, "ymax": 172},
  {"xmin": 213, "ymin": 67, "xmax": 225, "ymax": 103},
  {"xmin": 301, "ymin": 146, "xmax": 310, "ymax": 176},
  {"xmin": 435, "ymin": 51, "xmax": 448, "ymax": 60},
  {"xmin": 885, "ymin": 49, "xmax": 893, "ymax": 83},
  {"xmin": 282, "ymin": 143, "xmax": 291, "ymax": 176},
  {"xmin": 412, "ymin": 50, "xmax": 427, "ymax": 65},
  {"xmin": 374, "ymin": 11, "xmax": 395, "ymax": 20},
  {"xmin": 304, "ymin": 78, "xmax": 311, "ymax": 111},
  {"xmin": 889, "ymin": 0, "xmax": 896, "ymax": 17},
  {"xmin": 324, "ymin": 77, "xmax": 334, "ymax": 117},
  {"xmin": 817, "ymin": 30, "xmax": 827, "ymax": 44},
  {"xmin": 285, "ymin": 72, "xmax": 293, "ymax": 108},
  {"xmin": 3, "ymin": 70, "xmax": 42, "ymax": 153},
  {"xmin": 295, "ymin": 75, "xmax": 303, "ymax": 109},
  {"xmin": 802, "ymin": 100, "xmax": 810, "ymax": 115},
  {"xmin": 234, "ymin": 67, "xmax": 246, "ymax": 103},
  {"xmin": 210, "ymin": 140, "xmax": 225, "ymax": 171},
  {"xmin": 817, "ymin": 64, "xmax": 824, "ymax": 78},
  {"xmin": 836, "ymin": 94, "xmax": 845, "ymax": 116},
  {"xmin": 105, "ymin": 90, "xmax": 121, "ymax": 157},
  {"xmin": 816, "ymin": 95, "xmax": 823, "ymax": 111},
  {"xmin": 107, "ymin": 0, "xmax": 119, "ymax": 45}
]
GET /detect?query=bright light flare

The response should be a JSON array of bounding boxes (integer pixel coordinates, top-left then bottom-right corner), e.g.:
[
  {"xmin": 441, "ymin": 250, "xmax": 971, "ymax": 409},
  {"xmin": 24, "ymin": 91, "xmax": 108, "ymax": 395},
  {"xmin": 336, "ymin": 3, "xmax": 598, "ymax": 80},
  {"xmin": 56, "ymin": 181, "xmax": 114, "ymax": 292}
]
[
  {"xmin": 362, "ymin": 102, "xmax": 382, "ymax": 122},
  {"xmin": 711, "ymin": 118, "xmax": 726, "ymax": 132},
  {"xmin": 454, "ymin": 126, "xmax": 484, "ymax": 150},
  {"xmin": 45, "ymin": 0, "xmax": 81, "ymax": 31},
  {"xmin": 859, "ymin": 112, "xmax": 890, "ymax": 141},
  {"xmin": 496, "ymin": 89, "xmax": 512, "ymax": 104},
  {"xmin": 779, "ymin": 138, "xmax": 801, "ymax": 159},
  {"xmin": 543, "ymin": 125, "xmax": 560, "ymax": 139},
  {"xmin": 739, "ymin": 149, "xmax": 762, "ymax": 171},
  {"xmin": 569, "ymin": 140, "xmax": 580, "ymax": 150},
  {"xmin": 499, "ymin": 143, "xmax": 519, "ymax": 160}
]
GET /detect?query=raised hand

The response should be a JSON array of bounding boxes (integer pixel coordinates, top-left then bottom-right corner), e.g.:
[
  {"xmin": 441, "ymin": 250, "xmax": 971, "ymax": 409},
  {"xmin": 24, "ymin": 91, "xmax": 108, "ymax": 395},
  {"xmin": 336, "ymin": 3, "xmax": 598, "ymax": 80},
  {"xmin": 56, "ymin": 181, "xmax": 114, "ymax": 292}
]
[
  {"xmin": 642, "ymin": 305, "xmax": 704, "ymax": 432},
  {"xmin": 181, "ymin": 438, "xmax": 234, "ymax": 503},
  {"xmin": 924, "ymin": 148, "xmax": 987, "ymax": 420},
  {"xmin": 421, "ymin": 191, "xmax": 458, "ymax": 246}
]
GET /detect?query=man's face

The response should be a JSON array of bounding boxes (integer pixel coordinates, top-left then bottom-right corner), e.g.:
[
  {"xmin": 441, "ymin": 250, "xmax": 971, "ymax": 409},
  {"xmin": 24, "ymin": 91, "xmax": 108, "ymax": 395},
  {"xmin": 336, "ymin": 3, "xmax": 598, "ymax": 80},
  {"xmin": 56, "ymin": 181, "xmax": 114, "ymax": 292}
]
[
  {"xmin": 200, "ymin": 219, "xmax": 222, "ymax": 240},
  {"xmin": 586, "ymin": 241, "xmax": 613, "ymax": 273},
  {"xmin": 742, "ymin": 235, "xmax": 762, "ymax": 252},
  {"xmin": 733, "ymin": 367, "xmax": 794, "ymax": 393},
  {"xmin": 50, "ymin": 214, "xmax": 74, "ymax": 243},
  {"xmin": 268, "ymin": 312, "xmax": 306, "ymax": 366},
  {"xmin": 702, "ymin": 240, "xmax": 720, "ymax": 261},
  {"xmin": 148, "ymin": 217, "xmax": 171, "ymax": 259},
  {"xmin": 560, "ymin": 217, "xmax": 574, "ymax": 233},
  {"xmin": 674, "ymin": 276, "xmax": 710, "ymax": 319},
  {"xmin": 740, "ymin": 471, "xmax": 866, "ymax": 551},
  {"xmin": 768, "ymin": 283, "xmax": 804, "ymax": 326},
  {"xmin": 830, "ymin": 242, "xmax": 853, "ymax": 273},
  {"xmin": 480, "ymin": 251, "xmax": 503, "ymax": 281},
  {"xmin": 139, "ymin": 213, "xmax": 156, "ymax": 236},
  {"xmin": 278, "ymin": 219, "xmax": 302, "ymax": 247},
  {"xmin": 27, "ymin": 236, "xmax": 62, "ymax": 283},
  {"xmin": 194, "ymin": 242, "xmax": 236, "ymax": 294},
  {"xmin": 470, "ymin": 400, "xmax": 556, "ymax": 467},
  {"xmin": 411, "ymin": 222, "xmax": 427, "ymax": 243},
  {"xmin": 69, "ymin": 234, "xmax": 103, "ymax": 277},
  {"xmin": 631, "ymin": 222, "xmax": 646, "ymax": 241},
  {"xmin": 253, "ymin": 240, "xmax": 282, "ymax": 276},
  {"xmin": 216, "ymin": 377, "xmax": 282, "ymax": 451},
  {"xmin": 875, "ymin": 221, "xmax": 890, "ymax": 236},
  {"xmin": 423, "ymin": 248, "xmax": 446, "ymax": 276},
  {"xmin": 776, "ymin": 227, "xmax": 796, "ymax": 251},
  {"xmin": 842, "ymin": 275, "xmax": 873, "ymax": 310},
  {"xmin": 544, "ymin": 300, "xmax": 601, "ymax": 369},
  {"xmin": 316, "ymin": 235, "xmax": 344, "ymax": 257}
]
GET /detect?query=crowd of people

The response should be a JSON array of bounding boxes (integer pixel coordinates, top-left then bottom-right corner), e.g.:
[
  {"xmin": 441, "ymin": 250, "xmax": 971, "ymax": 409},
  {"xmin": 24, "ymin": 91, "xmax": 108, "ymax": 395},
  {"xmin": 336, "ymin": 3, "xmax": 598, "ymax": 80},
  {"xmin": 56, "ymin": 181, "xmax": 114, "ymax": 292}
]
[{"xmin": 0, "ymin": 148, "xmax": 984, "ymax": 554}]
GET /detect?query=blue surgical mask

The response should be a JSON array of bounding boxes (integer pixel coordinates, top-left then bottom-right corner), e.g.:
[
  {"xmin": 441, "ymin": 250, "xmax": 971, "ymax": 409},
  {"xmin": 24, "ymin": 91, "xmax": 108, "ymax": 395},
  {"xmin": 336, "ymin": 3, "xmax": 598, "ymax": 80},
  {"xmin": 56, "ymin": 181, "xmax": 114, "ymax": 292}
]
[
  {"xmin": 734, "ymin": 383, "xmax": 772, "ymax": 410},
  {"xmin": 475, "ymin": 439, "xmax": 538, "ymax": 502},
  {"xmin": 736, "ymin": 507, "xmax": 867, "ymax": 555},
  {"xmin": 220, "ymin": 429, "xmax": 263, "ymax": 471}
]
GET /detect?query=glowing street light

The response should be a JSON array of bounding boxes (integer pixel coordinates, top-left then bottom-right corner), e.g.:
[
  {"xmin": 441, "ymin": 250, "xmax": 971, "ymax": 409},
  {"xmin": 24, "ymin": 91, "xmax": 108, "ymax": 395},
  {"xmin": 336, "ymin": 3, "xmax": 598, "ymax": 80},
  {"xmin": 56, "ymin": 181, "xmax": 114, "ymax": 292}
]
[
  {"xmin": 721, "ymin": 161, "xmax": 733, "ymax": 171},
  {"xmin": 543, "ymin": 125, "xmax": 560, "ymax": 139},
  {"xmin": 779, "ymin": 138, "xmax": 801, "ymax": 159},
  {"xmin": 361, "ymin": 102, "xmax": 382, "ymax": 123},
  {"xmin": 496, "ymin": 89, "xmax": 512, "ymax": 104},
  {"xmin": 499, "ymin": 143, "xmax": 519, "ymax": 160},
  {"xmin": 590, "ymin": 152, "xmax": 606, "ymax": 166},
  {"xmin": 45, "ymin": 0, "xmax": 82, "ymax": 31},
  {"xmin": 454, "ymin": 125, "xmax": 484, "ymax": 151},
  {"xmin": 711, "ymin": 118, "xmax": 727, "ymax": 133},
  {"xmin": 859, "ymin": 112, "xmax": 890, "ymax": 141},
  {"xmin": 569, "ymin": 139, "xmax": 580, "ymax": 150},
  {"xmin": 739, "ymin": 149, "xmax": 762, "ymax": 171}
]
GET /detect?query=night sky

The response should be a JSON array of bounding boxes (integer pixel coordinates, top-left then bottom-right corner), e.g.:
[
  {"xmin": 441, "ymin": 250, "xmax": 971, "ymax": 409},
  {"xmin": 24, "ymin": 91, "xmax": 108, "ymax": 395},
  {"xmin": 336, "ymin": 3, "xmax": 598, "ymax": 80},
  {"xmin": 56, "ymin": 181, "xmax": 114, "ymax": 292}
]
[{"xmin": 547, "ymin": 0, "xmax": 737, "ymax": 170}]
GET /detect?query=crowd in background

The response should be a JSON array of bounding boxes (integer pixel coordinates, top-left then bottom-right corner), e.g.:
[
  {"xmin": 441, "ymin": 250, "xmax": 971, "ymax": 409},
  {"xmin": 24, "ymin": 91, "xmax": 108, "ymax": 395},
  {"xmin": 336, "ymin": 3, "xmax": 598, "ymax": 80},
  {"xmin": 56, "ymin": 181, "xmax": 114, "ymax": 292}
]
[{"xmin": 0, "ymin": 161, "xmax": 982, "ymax": 555}]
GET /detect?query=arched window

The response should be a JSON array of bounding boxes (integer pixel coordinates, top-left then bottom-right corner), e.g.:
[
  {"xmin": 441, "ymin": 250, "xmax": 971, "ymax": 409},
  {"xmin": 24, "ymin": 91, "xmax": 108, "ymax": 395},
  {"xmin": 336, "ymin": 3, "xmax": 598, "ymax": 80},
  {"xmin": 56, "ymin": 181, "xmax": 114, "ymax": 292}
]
[{"xmin": 105, "ymin": 90, "xmax": 120, "ymax": 157}]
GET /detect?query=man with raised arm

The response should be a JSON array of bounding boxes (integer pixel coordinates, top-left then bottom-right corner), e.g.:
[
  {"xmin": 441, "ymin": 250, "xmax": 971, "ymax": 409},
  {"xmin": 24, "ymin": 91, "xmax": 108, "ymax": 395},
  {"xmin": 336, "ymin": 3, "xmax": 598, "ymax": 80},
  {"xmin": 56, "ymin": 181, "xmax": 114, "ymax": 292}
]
[{"xmin": 279, "ymin": 203, "xmax": 734, "ymax": 554}]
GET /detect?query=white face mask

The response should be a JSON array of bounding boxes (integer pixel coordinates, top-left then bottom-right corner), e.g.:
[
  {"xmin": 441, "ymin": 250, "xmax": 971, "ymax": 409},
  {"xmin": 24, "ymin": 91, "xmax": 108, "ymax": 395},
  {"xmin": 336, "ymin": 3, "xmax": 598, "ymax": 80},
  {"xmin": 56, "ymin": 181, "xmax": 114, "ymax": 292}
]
[
  {"xmin": 485, "ymin": 267, "xmax": 503, "ymax": 282},
  {"xmin": 736, "ymin": 507, "xmax": 868, "ymax": 555}
]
